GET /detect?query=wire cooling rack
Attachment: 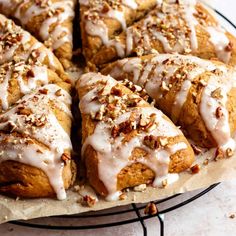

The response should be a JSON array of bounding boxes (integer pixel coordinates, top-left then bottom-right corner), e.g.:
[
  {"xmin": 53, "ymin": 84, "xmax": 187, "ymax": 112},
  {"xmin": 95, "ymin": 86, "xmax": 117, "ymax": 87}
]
[
  {"xmin": 8, "ymin": 7, "xmax": 236, "ymax": 236},
  {"xmin": 10, "ymin": 183, "xmax": 219, "ymax": 236}
]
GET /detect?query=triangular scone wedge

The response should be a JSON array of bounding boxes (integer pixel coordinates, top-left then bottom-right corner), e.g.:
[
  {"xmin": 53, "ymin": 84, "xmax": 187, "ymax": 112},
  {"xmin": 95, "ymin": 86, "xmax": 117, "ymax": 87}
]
[
  {"xmin": 79, "ymin": 0, "xmax": 159, "ymax": 63},
  {"xmin": 92, "ymin": 0, "xmax": 236, "ymax": 66},
  {"xmin": 0, "ymin": 0, "xmax": 75, "ymax": 69},
  {"xmin": 76, "ymin": 72, "xmax": 194, "ymax": 199},
  {"xmin": 102, "ymin": 54, "xmax": 236, "ymax": 157},
  {"xmin": 0, "ymin": 84, "xmax": 76, "ymax": 199}
]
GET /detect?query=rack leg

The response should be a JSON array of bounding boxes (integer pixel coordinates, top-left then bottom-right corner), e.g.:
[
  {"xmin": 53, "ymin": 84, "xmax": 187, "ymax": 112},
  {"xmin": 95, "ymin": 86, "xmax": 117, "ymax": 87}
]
[
  {"xmin": 157, "ymin": 214, "xmax": 164, "ymax": 236},
  {"xmin": 132, "ymin": 204, "xmax": 147, "ymax": 236}
]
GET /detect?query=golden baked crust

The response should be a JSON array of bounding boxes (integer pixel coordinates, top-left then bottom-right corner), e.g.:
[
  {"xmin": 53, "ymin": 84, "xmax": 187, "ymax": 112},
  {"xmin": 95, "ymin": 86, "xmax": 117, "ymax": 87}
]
[
  {"xmin": 79, "ymin": 0, "xmax": 158, "ymax": 63},
  {"xmin": 102, "ymin": 54, "xmax": 236, "ymax": 155},
  {"xmin": 77, "ymin": 73, "xmax": 194, "ymax": 197},
  {"xmin": 0, "ymin": 0, "xmax": 75, "ymax": 69},
  {"xmin": 0, "ymin": 159, "xmax": 76, "ymax": 198},
  {"xmin": 86, "ymin": 1, "xmax": 236, "ymax": 67}
]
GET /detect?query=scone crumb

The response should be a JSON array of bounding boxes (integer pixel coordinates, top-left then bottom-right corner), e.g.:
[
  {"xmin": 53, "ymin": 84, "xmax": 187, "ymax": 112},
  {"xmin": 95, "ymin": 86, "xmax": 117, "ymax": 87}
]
[
  {"xmin": 226, "ymin": 148, "xmax": 234, "ymax": 158},
  {"xmin": 203, "ymin": 159, "xmax": 209, "ymax": 165},
  {"xmin": 215, "ymin": 148, "xmax": 224, "ymax": 160},
  {"xmin": 133, "ymin": 184, "xmax": 147, "ymax": 192},
  {"xmin": 190, "ymin": 164, "xmax": 200, "ymax": 174},
  {"xmin": 144, "ymin": 202, "xmax": 158, "ymax": 215},
  {"xmin": 162, "ymin": 179, "xmax": 168, "ymax": 188},
  {"xmin": 119, "ymin": 193, "xmax": 127, "ymax": 200},
  {"xmin": 82, "ymin": 195, "xmax": 96, "ymax": 207}
]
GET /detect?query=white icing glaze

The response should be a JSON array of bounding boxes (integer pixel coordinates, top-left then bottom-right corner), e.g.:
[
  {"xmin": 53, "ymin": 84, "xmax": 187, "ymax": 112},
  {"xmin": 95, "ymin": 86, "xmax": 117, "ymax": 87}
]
[
  {"xmin": 0, "ymin": 84, "xmax": 72, "ymax": 200},
  {"xmin": 206, "ymin": 26, "xmax": 231, "ymax": 64},
  {"xmin": 106, "ymin": 54, "xmax": 236, "ymax": 152},
  {"xmin": 79, "ymin": 73, "xmax": 187, "ymax": 200},
  {"xmin": 122, "ymin": 0, "xmax": 138, "ymax": 9}
]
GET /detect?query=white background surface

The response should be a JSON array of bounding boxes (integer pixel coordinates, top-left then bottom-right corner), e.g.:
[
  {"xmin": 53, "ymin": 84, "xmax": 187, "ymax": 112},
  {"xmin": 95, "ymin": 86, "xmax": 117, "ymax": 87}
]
[{"xmin": 1, "ymin": 1, "xmax": 236, "ymax": 235}]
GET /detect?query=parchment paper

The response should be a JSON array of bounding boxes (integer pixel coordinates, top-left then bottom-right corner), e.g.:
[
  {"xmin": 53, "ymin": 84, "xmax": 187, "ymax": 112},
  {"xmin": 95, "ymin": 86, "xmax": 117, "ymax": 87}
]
[{"xmin": 0, "ymin": 145, "xmax": 236, "ymax": 224}]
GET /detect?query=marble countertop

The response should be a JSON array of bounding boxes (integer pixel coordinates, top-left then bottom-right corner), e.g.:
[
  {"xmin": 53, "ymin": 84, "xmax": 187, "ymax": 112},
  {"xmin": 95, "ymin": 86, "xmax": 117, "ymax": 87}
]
[{"xmin": 1, "ymin": 1, "xmax": 236, "ymax": 235}]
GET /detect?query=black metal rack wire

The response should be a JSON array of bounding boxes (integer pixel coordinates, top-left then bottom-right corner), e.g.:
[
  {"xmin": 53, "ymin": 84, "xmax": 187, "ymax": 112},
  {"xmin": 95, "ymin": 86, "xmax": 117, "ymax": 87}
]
[
  {"xmin": 8, "ymin": 7, "xmax": 236, "ymax": 236},
  {"xmin": 10, "ymin": 183, "xmax": 219, "ymax": 235}
]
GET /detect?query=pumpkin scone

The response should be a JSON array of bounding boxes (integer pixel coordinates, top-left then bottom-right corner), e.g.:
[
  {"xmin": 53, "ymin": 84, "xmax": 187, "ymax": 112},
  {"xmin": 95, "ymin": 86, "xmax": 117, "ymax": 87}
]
[
  {"xmin": 79, "ymin": 0, "xmax": 159, "ymax": 64},
  {"xmin": 0, "ymin": 14, "xmax": 68, "ymax": 79},
  {"xmin": 90, "ymin": 0, "xmax": 236, "ymax": 67},
  {"xmin": 76, "ymin": 72, "xmax": 194, "ymax": 200},
  {"xmin": 0, "ymin": 0, "xmax": 75, "ymax": 69},
  {"xmin": 102, "ymin": 54, "xmax": 236, "ymax": 157},
  {"xmin": 0, "ymin": 84, "xmax": 76, "ymax": 199}
]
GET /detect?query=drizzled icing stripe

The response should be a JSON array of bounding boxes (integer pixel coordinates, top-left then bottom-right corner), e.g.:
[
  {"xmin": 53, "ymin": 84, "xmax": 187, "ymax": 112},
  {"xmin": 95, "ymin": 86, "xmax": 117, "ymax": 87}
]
[
  {"xmin": 0, "ymin": 14, "xmax": 58, "ymax": 70},
  {"xmin": 0, "ymin": 62, "xmax": 48, "ymax": 111},
  {"xmin": 0, "ymin": 84, "xmax": 72, "ymax": 200},
  {"xmin": 0, "ymin": 0, "xmax": 74, "ymax": 51},
  {"xmin": 106, "ymin": 54, "xmax": 236, "ymax": 153},
  {"xmin": 79, "ymin": 73, "xmax": 188, "ymax": 200}
]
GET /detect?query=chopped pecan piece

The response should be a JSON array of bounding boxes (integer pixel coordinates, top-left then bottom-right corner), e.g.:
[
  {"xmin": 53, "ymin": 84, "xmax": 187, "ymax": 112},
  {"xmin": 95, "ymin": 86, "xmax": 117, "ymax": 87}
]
[
  {"xmin": 144, "ymin": 202, "xmax": 158, "ymax": 215},
  {"xmin": 111, "ymin": 87, "xmax": 122, "ymax": 97},
  {"xmin": 111, "ymin": 125, "xmax": 120, "ymax": 138},
  {"xmin": 61, "ymin": 153, "xmax": 71, "ymax": 163},
  {"xmin": 17, "ymin": 107, "xmax": 32, "ymax": 116},
  {"xmin": 39, "ymin": 88, "xmax": 48, "ymax": 95},
  {"xmin": 101, "ymin": 2, "xmax": 110, "ymax": 13},
  {"xmin": 225, "ymin": 41, "xmax": 233, "ymax": 52},
  {"xmin": 143, "ymin": 135, "xmax": 159, "ymax": 149},
  {"xmin": 82, "ymin": 195, "xmax": 96, "ymax": 207},
  {"xmin": 119, "ymin": 120, "xmax": 134, "ymax": 134},
  {"xmin": 215, "ymin": 107, "xmax": 223, "ymax": 118},
  {"xmin": 55, "ymin": 89, "xmax": 62, "ymax": 96},
  {"xmin": 26, "ymin": 69, "xmax": 35, "ymax": 78},
  {"xmin": 190, "ymin": 164, "xmax": 200, "ymax": 174}
]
